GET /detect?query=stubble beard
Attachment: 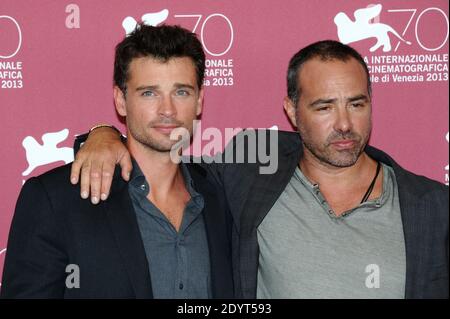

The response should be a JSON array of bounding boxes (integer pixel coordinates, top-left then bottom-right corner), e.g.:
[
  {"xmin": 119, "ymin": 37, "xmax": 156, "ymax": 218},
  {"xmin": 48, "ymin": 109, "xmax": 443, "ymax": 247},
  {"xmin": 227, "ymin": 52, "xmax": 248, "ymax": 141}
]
[
  {"xmin": 128, "ymin": 119, "xmax": 191, "ymax": 153},
  {"xmin": 298, "ymin": 124, "xmax": 371, "ymax": 168}
]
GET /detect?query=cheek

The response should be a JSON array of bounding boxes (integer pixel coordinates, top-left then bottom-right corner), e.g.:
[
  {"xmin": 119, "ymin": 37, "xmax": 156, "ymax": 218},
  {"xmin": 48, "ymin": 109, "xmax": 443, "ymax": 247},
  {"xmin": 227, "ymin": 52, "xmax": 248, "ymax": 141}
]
[
  {"xmin": 127, "ymin": 108, "xmax": 144, "ymax": 123},
  {"xmin": 131, "ymin": 101, "xmax": 157, "ymax": 117},
  {"xmin": 354, "ymin": 115, "xmax": 372, "ymax": 133},
  {"xmin": 298, "ymin": 114, "xmax": 329, "ymax": 134},
  {"xmin": 127, "ymin": 107, "xmax": 159, "ymax": 130},
  {"xmin": 298, "ymin": 117, "xmax": 335, "ymax": 146},
  {"xmin": 178, "ymin": 103, "xmax": 198, "ymax": 122}
]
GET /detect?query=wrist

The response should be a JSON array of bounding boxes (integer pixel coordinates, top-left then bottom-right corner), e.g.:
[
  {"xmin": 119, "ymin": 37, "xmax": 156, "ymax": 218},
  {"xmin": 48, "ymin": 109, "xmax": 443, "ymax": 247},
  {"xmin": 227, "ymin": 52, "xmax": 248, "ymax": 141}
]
[{"xmin": 89, "ymin": 124, "xmax": 122, "ymax": 137}]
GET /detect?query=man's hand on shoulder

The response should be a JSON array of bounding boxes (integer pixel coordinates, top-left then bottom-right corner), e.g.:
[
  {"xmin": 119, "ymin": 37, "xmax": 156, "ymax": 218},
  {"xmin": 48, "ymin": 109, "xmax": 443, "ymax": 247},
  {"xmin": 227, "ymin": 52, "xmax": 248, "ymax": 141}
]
[{"xmin": 70, "ymin": 127, "xmax": 133, "ymax": 204}]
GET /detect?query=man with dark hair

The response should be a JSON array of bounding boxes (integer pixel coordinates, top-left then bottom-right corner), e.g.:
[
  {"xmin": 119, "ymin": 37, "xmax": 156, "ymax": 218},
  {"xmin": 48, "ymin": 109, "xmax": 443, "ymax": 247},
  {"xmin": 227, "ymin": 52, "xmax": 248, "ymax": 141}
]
[
  {"xmin": 287, "ymin": 40, "xmax": 372, "ymax": 104},
  {"xmin": 1, "ymin": 24, "xmax": 234, "ymax": 298},
  {"xmin": 114, "ymin": 24, "xmax": 206, "ymax": 94},
  {"xmin": 71, "ymin": 40, "xmax": 447, "ymax": 299}
]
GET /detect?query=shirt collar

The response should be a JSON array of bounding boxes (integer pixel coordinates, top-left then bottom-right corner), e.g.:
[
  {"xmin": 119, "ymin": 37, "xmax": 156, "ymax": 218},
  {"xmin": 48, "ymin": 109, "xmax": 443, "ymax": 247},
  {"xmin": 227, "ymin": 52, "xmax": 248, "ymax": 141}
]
[
  {"xmin": 129, "ymin": 157, "xmax": 201, "ymax": 200},
  {"xmin": 294, "ymin": 163, "xmax": 391, "ymax": 218}
]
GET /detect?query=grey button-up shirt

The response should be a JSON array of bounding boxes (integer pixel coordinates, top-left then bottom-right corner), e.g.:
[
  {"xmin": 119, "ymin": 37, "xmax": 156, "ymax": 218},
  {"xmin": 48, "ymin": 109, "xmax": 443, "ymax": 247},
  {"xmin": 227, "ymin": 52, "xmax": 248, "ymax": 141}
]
[{"xmin": 128, "ymin": 160, "xmax": 211, "ymax": 298}]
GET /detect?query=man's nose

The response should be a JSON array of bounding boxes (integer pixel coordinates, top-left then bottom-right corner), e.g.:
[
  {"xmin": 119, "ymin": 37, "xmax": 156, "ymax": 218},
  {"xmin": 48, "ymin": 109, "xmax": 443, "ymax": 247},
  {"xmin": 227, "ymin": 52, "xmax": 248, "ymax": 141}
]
[
  {"xmin": 334, "ymin": 107, "xmax": 352, "ymax": 133},
  {"xmin": 159, "ymin": 95, "xmax": 176, "ymax": 117}
]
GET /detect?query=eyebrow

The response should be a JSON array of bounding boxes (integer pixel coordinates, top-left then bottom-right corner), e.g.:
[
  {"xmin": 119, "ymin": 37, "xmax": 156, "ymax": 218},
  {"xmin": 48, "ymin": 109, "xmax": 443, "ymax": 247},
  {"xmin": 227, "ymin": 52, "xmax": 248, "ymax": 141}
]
[
  {"xmin": 309, "ymin": 94, "xmax": 369, "ymax": 107},
  {"xmin": 310, "ymin": 98, "xmax": 336, "ymax": 107},
  {"xmin": 135, "ymin": 85, "xmax": 158, "ymax": 92},
  {"xmin": 347, "ymin": 94, "xmax": 369, "ymax": 103},
  {"xmin": 174, "ymin": 83, "xmax": 196, "ymax": 90},
  {"xmin": 135, "ymin": 83, "xmax": 196, "ymax": 91}
]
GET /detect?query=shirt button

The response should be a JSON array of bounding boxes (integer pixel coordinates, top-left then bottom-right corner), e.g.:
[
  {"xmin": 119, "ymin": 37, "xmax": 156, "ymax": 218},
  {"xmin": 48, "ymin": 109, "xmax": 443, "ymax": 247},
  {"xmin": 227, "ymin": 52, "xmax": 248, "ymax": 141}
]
[
  {"xmin": 140, "ymin": 184, "xmax": 146, "ymax": 191},
  {"xmin": 179, "ymin": 283, "xmax": 184, "ymax": 290}
]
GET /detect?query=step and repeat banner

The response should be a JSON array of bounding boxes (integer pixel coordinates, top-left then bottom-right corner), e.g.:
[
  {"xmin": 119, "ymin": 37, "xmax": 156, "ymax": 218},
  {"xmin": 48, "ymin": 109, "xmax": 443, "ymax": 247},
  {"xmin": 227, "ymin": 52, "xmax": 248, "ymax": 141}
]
[{"xmin": 0, "ymin": 0, "xmax": 448, "ymax": 285}]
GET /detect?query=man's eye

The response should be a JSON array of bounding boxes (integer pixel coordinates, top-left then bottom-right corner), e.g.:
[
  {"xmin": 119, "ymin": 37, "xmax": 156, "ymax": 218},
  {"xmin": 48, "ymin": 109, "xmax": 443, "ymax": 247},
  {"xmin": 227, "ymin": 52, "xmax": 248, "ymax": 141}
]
[
  {"xmin": 351, "ymin": 102, "xmax": 364, "ymax": 108},
  {"xmin": 142, "ymin": 91, "xmax": 155, "ymax": 97},
  {"xmin": 317, "ymin": 106, "xmax": 330, "ymax": 111},
  {"xmin": 176, "ymin": 89, "xmax": 190, "ymax": 96}
]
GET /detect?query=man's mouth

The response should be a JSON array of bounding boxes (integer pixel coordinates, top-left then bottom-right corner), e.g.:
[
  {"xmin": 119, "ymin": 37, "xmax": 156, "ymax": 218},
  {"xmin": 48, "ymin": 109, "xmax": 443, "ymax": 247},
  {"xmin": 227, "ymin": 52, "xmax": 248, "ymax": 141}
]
[
  {"xmin": 152, "ymin": 125, "xmax": 180, "ymax": 134},
  {"xmin": 330, "ymin": 139, "xmax": 356, "ymax": 150}
]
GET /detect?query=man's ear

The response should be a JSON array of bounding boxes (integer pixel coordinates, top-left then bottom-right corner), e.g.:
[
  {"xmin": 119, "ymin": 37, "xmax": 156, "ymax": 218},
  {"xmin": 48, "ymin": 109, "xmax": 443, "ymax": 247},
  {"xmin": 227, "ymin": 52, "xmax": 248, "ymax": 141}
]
[
  {"xmin": 196, "ymin": 88, "xmax": 204, "ymax": 116},
  {"xmin": 114, "ymin": 86, "xmax": 127, "ymax": 117},
  {"xmin": 283, "ymin": 96, "xmax": 298, "ymax": 128}
]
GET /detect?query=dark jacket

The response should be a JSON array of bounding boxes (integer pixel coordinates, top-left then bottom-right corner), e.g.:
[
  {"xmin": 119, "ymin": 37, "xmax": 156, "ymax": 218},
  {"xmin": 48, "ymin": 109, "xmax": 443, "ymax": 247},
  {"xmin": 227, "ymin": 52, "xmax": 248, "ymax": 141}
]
[{"xmin": 1, "ymin": 163, "xmax": 234, "ymax": 298}]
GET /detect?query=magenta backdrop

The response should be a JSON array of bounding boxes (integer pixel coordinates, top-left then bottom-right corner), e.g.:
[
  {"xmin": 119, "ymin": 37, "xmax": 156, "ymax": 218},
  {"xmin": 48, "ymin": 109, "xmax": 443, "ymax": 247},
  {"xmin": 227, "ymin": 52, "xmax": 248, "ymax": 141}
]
[{"xmin": 0, "ymin": 0, "xmax": 448, "ymax": 285}]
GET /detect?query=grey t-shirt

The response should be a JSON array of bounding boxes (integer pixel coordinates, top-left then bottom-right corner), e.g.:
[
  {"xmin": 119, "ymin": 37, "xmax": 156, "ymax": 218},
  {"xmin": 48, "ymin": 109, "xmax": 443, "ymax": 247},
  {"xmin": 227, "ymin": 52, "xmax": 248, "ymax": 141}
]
[{"xmin": 257, "ymin": 163, "xmax": 406, "ymax": 298}]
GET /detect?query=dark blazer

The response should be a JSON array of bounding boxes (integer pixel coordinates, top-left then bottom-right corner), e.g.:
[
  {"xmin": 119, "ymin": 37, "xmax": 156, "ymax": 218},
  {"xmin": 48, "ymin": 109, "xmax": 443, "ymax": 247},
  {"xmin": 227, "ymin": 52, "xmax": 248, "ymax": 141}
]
[
  {"xmin": 0, "ymin": 163, "xmax": 234, "ymax": 298},
  {"xmin": 205, "ymin": 129, "xmax": 449, "ymax": 299}
]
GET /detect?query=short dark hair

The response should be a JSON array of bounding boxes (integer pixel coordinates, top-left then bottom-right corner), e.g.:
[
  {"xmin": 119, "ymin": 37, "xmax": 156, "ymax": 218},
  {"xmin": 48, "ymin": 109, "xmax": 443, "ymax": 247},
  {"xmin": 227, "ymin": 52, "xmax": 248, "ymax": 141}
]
[
  {"xmin": 114, "ymin": 24, "xmax": 205, "ymax": 94},
  {"xmin": 287, "ymin": 40, "xmax": 371, "ymax": 105}
]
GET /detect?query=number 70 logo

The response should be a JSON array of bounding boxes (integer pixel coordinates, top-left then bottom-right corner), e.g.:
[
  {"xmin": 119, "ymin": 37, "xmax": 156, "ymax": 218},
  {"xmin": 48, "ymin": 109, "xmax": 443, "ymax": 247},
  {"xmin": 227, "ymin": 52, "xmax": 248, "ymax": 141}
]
[{"xmin": 387, "ymin": 7, "xmax": 448, "ymax": 52}]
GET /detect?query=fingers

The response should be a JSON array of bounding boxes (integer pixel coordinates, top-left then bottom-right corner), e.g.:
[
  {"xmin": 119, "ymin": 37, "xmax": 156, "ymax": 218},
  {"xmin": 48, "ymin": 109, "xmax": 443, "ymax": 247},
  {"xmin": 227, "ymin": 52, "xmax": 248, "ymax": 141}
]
[
  {"xmin": 79, "ymin": 161, "xmax": 91, "ymax": 200},
  {"xmin": 100, "ymin": 162, "xmax": 115, "ymax": 201},
  {"xmin": 70, "ymin": 157, "xmax": 82, "ymax": 185},
  {"xmin": 119, "ymin": 151, "xmax": 133, "ymax": 182},
  {"xmin": 79, "ymin": 155, "xmax": 115, "ymax": 205},
  {"xmin": 89, "ymin": 160, "xmax": 103, "ymax": 204},
  {"xmin": 69, "ymin": 126, "xmax": 128, "ymax": 203},
  {"xmin": 72, "ymin": 149, "xmax": 93, "ymax": 200}
]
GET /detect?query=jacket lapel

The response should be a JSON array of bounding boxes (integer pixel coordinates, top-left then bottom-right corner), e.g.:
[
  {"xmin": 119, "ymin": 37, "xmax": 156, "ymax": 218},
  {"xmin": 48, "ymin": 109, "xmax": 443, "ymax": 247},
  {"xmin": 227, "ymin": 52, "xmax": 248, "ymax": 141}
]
[
  {"xmin": 239, "ymin": 132, "xmax": 302, "ymax": 298},
  {"xmin": 397, "ymin": 182, "xmax": 428, "ymax": 299},
  {"xmin": 365, "ymin": 146, "xmax": 430, "ymax": 299},
  {"xmin": 103, "ymin": 172, "xmax": 153, "ymax": 299},
  {"xmin": 187, "ymin": 164, "xmax": 234, "ymax": 298}
]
